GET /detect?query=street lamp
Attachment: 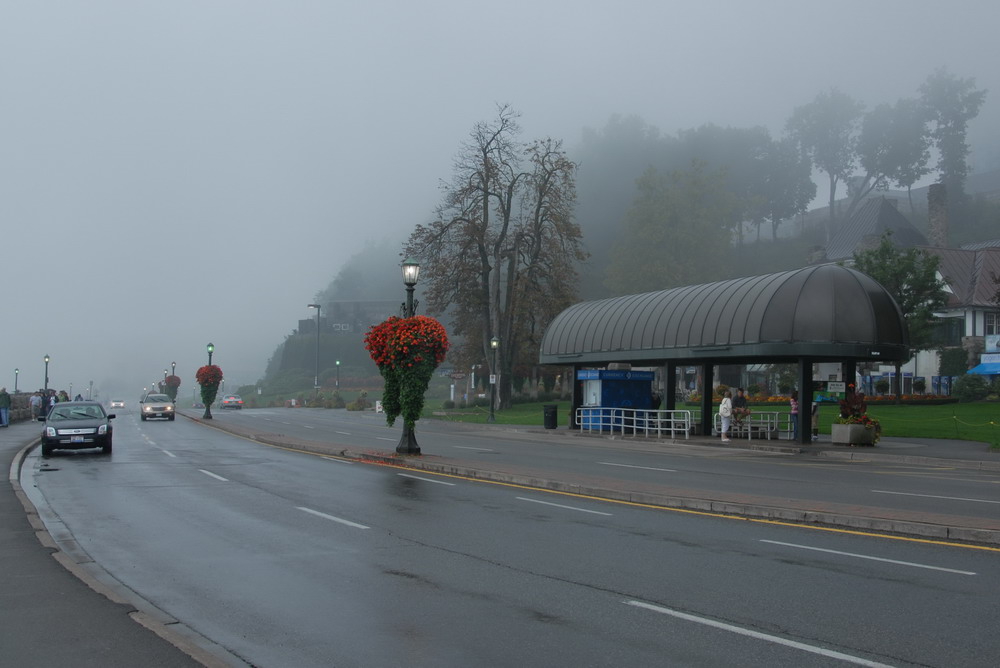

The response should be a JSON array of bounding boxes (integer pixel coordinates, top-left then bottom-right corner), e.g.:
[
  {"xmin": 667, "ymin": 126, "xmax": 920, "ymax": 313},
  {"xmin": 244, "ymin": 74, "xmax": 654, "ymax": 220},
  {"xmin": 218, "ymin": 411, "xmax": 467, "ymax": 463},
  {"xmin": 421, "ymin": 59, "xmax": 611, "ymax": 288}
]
[
  {"xmin": 397, "ymin": 258, "xmax": 421, "ymax": 454},
  {"xmin": 14, "ymin": 368, "xmax": 18, "ymax": 394},
  {"xmin": 308, "ymin": 304, "xmax": 321, "ymax": 401},
  {"xmin": 43, "ymin": 355, "xmax": 50, "ymax": 394},
  {"xmin": 488, "ymin": 337, "xmax": 499, "ymax": 423},
  {"xmin": 336, "ymin": 360, "xmax": 340, "ymax": 389},
  {"xmin": 171, "ymin": 361, "xmax": 176, "ymax": 377},
  {"xmin": 207, "ymin": 342, "xmax": 215, "ymax": 365}
]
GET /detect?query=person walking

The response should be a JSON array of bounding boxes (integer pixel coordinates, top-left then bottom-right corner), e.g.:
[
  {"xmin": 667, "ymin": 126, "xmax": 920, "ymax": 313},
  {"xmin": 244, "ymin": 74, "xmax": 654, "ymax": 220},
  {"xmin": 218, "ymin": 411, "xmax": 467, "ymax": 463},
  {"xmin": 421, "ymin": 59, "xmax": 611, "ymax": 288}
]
[
  {"xmin": 719, "ymin": 390, "xmax": 733, "ymax": 442},
  {"xmin": 29, "ymin": 391, "xmax": 42, "ymax": 419},
  {"xmin": 0, "ymin": 387, "xmax": 10, "ymax": 427}
]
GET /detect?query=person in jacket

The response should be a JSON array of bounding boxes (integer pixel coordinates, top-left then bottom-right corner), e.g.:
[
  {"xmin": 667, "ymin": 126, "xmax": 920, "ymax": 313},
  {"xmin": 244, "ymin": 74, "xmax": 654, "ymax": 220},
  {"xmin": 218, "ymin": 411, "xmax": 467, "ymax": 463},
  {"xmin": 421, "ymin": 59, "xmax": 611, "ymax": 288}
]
[
  {"xmin": 0, "ymin": 387, "xmax": 10, "ymax": 427},
  {"xmin": 719, "ymin": 390, "xmax": 733, "ymax": 443}
]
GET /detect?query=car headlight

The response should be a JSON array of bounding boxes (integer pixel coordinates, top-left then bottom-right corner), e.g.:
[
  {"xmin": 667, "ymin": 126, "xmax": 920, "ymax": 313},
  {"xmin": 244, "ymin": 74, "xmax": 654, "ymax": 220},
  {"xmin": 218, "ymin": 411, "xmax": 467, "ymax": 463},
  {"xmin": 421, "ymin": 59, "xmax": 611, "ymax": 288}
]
[
  {"xmin": 143, "ymin": 406, "xmax": 150, "ymax": 412},
  {"xmin": 166, "ymin": 406, "xmax": 173, "ymax": 411},
  {"xmin": 45, "ymin": 427, "xmax": 56, "ymax": 437},
  {"xmin": 98, "ymin": 424, "xmax": 108, "ymax": 435}
]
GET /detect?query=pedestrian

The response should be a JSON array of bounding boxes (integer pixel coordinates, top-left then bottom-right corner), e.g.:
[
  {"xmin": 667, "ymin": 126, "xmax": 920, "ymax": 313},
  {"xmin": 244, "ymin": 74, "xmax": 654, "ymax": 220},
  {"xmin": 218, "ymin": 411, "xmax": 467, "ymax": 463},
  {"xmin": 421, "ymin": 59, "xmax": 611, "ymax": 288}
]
[
  {"xmin": 790, "ymin": 390, "xmax": 799, "ymax": 440},
  {"xmin": 74, "ymin": 393, "xmax": 83, "ymax": 401},
  {"xmin": 0, "ymin": 387, "xmax": 10, "ymax": 427},
  {"xmin": 58, "ymin": 389, "xmax": 70, "ymax": 402},
  {"xmin": 29, "ymin": 391, "xmax": 42, "ymax": 419},
  {"xmin": 719, "ymin": 390, "xmax": 733, "ymax": 442}
]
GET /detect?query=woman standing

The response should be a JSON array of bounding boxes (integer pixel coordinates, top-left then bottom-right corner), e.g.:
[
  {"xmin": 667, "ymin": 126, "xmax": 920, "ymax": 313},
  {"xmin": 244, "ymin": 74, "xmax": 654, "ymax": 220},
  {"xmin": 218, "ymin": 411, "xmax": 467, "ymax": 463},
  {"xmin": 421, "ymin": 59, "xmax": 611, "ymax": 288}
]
[{"xmin": 719, "ymin": 390, "xmax": 733, "ymax": 442}]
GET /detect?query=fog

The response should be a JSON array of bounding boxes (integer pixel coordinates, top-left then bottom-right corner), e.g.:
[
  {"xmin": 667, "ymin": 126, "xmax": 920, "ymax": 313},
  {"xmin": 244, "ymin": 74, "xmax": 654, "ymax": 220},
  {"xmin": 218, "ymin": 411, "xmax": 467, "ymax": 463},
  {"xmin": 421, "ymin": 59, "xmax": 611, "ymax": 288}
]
[{"xmin": 2, "ymin": 0, "xmax": 997, "ymax": 398}]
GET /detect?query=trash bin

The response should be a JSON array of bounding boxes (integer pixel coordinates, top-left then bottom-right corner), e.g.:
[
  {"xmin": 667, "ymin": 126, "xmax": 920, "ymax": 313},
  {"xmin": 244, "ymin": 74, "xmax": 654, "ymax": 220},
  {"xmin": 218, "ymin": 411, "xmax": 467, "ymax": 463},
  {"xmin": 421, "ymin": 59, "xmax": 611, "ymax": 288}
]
[{"xmin": 543, "ymin": 404, "xmax": 558, "ymax": 429}]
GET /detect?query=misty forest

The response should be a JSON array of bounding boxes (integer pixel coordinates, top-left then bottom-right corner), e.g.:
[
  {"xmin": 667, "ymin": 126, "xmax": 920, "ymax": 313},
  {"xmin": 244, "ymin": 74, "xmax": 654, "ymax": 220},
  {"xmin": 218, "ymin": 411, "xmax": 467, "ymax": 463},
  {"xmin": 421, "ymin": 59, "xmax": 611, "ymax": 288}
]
[{"xmin": 264, "ymin": 68, "xmax": 997, "ymax": 408}]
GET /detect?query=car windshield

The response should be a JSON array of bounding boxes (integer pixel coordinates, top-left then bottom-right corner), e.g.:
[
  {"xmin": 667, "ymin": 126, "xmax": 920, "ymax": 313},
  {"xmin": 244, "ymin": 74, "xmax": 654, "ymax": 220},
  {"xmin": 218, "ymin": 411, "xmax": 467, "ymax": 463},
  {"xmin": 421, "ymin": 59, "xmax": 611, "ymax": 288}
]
[
  {"xmin": 50, "ymin": 405, "xmax": 105, "ymax": 420},
  {"xmin": 145, "ymin": 394, "xmax": 171, "ymax": 402}
]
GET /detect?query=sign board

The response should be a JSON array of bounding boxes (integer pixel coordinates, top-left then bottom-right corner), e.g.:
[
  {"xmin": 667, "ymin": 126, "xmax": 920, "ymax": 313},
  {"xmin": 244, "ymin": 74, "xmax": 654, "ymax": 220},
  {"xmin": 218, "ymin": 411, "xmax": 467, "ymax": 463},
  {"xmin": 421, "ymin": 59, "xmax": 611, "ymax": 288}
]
[
  {"xmin": 986, "ymin": 334, "xmax": 1000, "ymax": 354},
  {"xmin": 489, "ymin": 374, "xmax": 497, "ymax": 385},
  {"xmin": 375, "ymin": 400, "xmax": 383, "ymax": 413},
  {"xmin": 827, "ymin": 381, "xmax": 846, "ymax": 394},
  {"xmin": 449, "ymin": 372, "xmax": 467, "ymax": 380},
  {"xmin": 981, "ymin": 352, "xmax": 1000, "ymax": 363}
]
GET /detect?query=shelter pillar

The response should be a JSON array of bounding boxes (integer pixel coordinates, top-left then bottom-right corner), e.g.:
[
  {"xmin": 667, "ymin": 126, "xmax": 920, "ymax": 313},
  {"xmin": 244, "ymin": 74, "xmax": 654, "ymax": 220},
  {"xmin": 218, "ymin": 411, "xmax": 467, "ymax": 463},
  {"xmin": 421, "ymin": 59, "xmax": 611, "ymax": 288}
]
[
  {"xmin": 843, "ymin": 361, "xmax": 857, "ymax": 388},
  {"xmin": 797, "ymin": 358, "xmax": 812, "ymax": 445},
  {"xmin": 699, "ymin": 362, "xmax": 714, "ymax": 436},
  {"xmin": 664, "ymin": 362, "xmax": 677, "ymax": 410},
  {"xmin": 569, "ymin": 365, "xmax": 582, "ymax": 430}
]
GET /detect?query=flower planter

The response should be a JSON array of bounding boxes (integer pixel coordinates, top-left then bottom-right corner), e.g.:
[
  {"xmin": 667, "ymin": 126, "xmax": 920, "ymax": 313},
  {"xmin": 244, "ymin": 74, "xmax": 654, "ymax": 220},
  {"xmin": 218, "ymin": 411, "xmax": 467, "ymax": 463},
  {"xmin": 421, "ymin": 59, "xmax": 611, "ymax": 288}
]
[{"xmin": 831, "ymin": 423, "xmax": 876, "ymax": 446}]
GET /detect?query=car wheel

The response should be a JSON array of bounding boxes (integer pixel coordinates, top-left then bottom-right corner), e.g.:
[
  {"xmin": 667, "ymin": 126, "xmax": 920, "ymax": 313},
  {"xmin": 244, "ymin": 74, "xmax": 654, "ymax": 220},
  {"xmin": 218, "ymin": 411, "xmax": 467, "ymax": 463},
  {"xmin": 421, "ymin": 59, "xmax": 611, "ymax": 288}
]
[
  {"xmin": 41, "ymin": 442, "xmax": 53, "ymax": 457},
  {"xmin": 102, "ymin": 439, "xmax": 113, "ymax": 454},
  {"xmin": 168, "ymin": 415, "xmax": 175, "ymax": 421},
  {"xmin": 140, "ymin": 415, "xmax": 146, "ymax": 421}
]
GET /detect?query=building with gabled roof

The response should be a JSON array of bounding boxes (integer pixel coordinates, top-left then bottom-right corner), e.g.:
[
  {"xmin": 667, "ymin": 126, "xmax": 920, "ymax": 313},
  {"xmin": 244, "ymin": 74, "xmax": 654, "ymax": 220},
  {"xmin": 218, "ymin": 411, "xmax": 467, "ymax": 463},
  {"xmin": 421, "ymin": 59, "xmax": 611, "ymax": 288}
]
[{"xmin": 822, "ymin": 197, "xmax": 929, "ymax": 262}]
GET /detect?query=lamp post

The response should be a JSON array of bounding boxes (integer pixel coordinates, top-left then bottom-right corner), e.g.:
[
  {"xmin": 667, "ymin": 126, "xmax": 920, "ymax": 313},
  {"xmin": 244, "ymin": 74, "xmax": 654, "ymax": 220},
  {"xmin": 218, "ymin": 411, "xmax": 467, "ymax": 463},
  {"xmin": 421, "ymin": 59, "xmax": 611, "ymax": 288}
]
[
  {"xmin": 43, "ymin": 355, "xmax": 50, "ymax": 394},
  {"xmin": 88, "ymin": 380, "xmax": 93, "ymax": 400},
  {"xmin": 397, "ymin": 258, "xmax": 421, "ymax": 454},
  {"xmin": 488, "ymin": 337, "xmax": 499, "ymax": 423},
  {"xmin": 204, "ymin": 343, "xmax": 215, "ymax": 419},
  {"xmin": 207, "ymin": 342, "xmax": 214, "ymax": 365},
  {"xmin": 308, "ymin": 304, "xmax": 321, "ymax": 402},
  {"xmin": 171, "ymin": 361, "xmax": 176, "ymax": 378},
  {"xmin": 336, "ymin": 360, "xmax": 340, "ymax": 389},
  {"xmin": 14, "ymin": 368, "xmax": 18, "ymax": 394}
]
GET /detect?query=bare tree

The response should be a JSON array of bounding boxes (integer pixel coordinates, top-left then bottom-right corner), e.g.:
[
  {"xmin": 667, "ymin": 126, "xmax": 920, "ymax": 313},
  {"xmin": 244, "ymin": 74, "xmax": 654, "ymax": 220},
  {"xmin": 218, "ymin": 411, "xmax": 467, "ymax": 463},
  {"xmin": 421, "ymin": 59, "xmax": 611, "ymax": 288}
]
[{"xmin": 405, "ymin": 105, "xmax": 585, "ymax": 408}]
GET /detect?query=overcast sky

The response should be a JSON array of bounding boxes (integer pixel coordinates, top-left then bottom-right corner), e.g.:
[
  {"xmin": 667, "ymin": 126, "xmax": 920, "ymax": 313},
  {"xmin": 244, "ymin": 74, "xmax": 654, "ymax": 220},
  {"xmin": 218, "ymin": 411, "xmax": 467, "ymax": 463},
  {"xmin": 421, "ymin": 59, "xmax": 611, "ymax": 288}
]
[{"xmin": 2, "ymin": 0, "xmax": 997, "ymax": 398}]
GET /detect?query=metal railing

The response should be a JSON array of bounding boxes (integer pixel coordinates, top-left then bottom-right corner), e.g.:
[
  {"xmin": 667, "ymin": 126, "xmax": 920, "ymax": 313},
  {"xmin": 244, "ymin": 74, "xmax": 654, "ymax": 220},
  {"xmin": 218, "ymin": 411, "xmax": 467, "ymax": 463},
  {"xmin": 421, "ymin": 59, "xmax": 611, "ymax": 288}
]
[
  {"xmin": 575, "ymin": 407, "xmax": 695, "ymax": 439},
  {"xmin": 716, "ymin": 410, "xmax": 792, "ymax": 440}
]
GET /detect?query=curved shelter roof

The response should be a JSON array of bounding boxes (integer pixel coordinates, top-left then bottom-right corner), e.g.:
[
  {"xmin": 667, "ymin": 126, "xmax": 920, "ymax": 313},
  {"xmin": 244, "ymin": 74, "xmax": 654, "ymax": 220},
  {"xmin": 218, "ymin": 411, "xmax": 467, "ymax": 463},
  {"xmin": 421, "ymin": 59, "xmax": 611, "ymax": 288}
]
[{"xmin": 539, "ymin": 265, "xmax": 909, "ymax": 366}]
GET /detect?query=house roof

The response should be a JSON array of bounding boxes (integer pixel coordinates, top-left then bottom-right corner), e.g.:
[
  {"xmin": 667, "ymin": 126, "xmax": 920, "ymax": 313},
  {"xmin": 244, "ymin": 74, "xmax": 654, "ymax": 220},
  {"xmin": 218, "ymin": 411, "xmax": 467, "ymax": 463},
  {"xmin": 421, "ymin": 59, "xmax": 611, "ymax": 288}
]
[
  {"xmin": 921, "ymin": 246, "xmax": 1000, "ymax": 308},
  {"xmin": 824, "ymin": 197, "xmax": 928, "ymax": 262},
  {"xmin": 539, "ymin": 265, "xmax": 909, "ymax": 366}
]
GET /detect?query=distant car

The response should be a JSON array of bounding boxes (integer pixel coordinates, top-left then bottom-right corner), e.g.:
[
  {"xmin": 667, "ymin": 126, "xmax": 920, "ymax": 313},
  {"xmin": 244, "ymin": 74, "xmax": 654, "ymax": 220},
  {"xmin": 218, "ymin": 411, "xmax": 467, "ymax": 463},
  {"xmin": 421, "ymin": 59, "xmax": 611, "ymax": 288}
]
[
  {"xmin": 38, "ymin": 401, "xmax": 115, "ymax": 456},
  {"xmin": 109, "ymin": 399, "xmax": 126, "ymax": 409},
  {"xmin": 140, "ymin": 393, "xmax": 175, "ymax": 421},
  {"xmin": 221, "ymin": 394, "xmax": 243, "ymax": 409}
]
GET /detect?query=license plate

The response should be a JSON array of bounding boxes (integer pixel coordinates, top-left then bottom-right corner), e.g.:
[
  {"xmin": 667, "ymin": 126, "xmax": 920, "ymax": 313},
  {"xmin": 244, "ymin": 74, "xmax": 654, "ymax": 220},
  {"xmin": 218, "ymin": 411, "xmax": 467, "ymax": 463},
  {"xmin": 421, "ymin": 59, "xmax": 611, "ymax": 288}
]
[{"xmin": 71, "ymin": 435, "xmax": 85, "ymax": 443}]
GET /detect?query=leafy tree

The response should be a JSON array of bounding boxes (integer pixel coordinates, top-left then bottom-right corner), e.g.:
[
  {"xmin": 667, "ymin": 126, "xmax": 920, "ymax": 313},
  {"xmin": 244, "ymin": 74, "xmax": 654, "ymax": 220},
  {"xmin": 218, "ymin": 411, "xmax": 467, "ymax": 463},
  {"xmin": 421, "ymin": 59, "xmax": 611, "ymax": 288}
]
[
  {"xmin": 952, "ymin": 374, "xmax": 989, "ymax": 402},
  {"xmin": 919, "ymin": 68, "xmax": 987, "ymax": 202},
  {"xmin": 938, "ymin": 347, "xmax": 968, "ymax": 377},
  {"xmin": 605, "ymin": 161, "xmax": 739, "ymax": 294},
  {"xmin": 785, "ymin": 88, "xmax": 864, "ymax": 242},
  {"xmin": 851, "ymin": 232, "xmax": 948, "ymax": 400},
  {"xmin": 847, "ymin": 98, "xmax": 932, "ymax": 220},
  {"xmin": 757, "ymin": 136, "xmax": 816, "ymax": 240},
  {"xmin": 405, "ymin": 105, "xmax": 585, "ymax": 410}
]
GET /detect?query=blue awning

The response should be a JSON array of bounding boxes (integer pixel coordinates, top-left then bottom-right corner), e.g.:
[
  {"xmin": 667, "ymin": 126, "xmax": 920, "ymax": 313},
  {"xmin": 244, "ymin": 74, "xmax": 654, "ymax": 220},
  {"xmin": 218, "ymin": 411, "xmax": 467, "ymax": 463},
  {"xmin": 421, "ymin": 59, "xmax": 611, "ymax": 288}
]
[{"xmin": 967, "ymin": 362, "xmax": 1000, "ymax": 375}]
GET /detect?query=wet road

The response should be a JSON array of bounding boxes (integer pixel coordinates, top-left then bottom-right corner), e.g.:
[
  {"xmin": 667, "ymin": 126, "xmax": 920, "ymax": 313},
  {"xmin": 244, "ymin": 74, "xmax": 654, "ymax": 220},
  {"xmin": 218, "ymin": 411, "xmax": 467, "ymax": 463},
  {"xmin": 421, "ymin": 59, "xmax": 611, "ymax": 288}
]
[{"xmin": 26, "ymin": 409, "xmax": 1000, "ymax": 667}]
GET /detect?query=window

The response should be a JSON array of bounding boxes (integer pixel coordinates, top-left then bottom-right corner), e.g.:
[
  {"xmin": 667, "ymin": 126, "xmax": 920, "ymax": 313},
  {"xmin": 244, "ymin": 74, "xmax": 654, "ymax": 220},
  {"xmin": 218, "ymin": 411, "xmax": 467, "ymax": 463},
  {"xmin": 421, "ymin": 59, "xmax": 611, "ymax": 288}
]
[{"xmin": 987, "ymin": 312, "xmax": 1000, "ymax": 336}]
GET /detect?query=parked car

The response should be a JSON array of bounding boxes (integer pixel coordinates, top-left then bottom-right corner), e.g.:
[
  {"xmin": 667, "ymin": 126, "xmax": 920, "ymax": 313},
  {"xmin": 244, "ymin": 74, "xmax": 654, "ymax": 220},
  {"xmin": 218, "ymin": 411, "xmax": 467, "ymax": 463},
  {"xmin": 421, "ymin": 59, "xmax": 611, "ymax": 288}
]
[
  {"xmin": 38, "ymin": 401, "xmax": 115, "ymax": 456},
  {"xmin": 221, "ymin": 394, "xmax": 243, "ymax": 409},
  {"xmin": 109, "ymin": 399, "xmax": 126, "ymax": 409},
  {"xmin": 140, "ymin": 393, "xmax": 175, "ymax": 421}
]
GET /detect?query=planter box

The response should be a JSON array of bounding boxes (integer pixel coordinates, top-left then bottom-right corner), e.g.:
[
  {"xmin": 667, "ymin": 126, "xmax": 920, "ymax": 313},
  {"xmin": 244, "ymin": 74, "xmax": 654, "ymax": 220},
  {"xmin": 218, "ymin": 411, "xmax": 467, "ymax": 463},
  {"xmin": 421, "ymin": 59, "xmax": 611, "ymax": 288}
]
[{"xmin": 831, "ymin": 423, "xmax": 876, "ymax": 446}]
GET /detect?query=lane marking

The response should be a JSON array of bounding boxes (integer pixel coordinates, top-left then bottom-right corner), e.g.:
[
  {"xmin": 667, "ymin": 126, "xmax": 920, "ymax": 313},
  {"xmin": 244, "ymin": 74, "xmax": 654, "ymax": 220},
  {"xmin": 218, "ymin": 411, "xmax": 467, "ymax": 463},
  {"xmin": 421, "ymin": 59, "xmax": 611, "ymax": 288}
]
[
  {"xmin": 376, "ymin": 437, "xmax": 395, "ymax": 442},
  {"xmin": 297, "ymin": 506, "xmax": 369, "ymax": 529},
  {"xmin": 599, "ymin": 461, "xmax": 677, "ymax": 473},
  {"xmin": 199, "ymin": 469, "xmax": 228, "ymax": 482},
  {"xmin": 516, "ymin": 496, "xmax": 613, "ymax": 516},
  {"xmin": 760, "ymin": 540, "xmax": 976, "ymax": 575},
  {"xmin": 161, "ymin": 449, "xmax": 176, "ymax": 458},
  {"xmin": 303, "ymin": 425, "xmax": 315, "ymax": 430},
  {"xmin": 398, "ymin": 473, "xmax": 455, "ymax": 486},
  {"xmin": 625, "ymin": 600, "xmax": 895, "ymax": 667},
  {"xmin": 871, "ymin": 489, "xmax": 1000, "ymax": 505},
  {"xmin": 454, "ymin": 445, "xmax": 494, "ymax": 452},
  {"xmin": 335, "ymin": 431, "xmax": 351, "ymax": 435}
]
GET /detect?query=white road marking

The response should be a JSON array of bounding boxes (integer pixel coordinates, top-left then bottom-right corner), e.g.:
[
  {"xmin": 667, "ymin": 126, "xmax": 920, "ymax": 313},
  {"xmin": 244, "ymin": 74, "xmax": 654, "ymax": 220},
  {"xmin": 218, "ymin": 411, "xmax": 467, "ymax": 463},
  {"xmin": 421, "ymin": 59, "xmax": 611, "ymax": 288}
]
[
  {"xmin": 872, "ymin": 489, "xmax": 1000, "ymax": 504},
  {"xmin": 516, "ymin": 497, "xmax": 613, "ymax": 516},
  {"xmin": 376, "ymin": 437, "xmax": 395, "ymax": 442},
  {"xmin": 626, "ymin": 600, "xmax": 896, "ymax": 667},
  {"xmin": 161, "ymin": 449, "xmax": 176, "ymax": 458},
  {"xmin": 760, "ymin": 540, "xmax": 975, "ymax": 575},
  {"xmin": 454, "ymin": 445, "xmax": 494, "ymax": 452},
  {"xmin": 199, "ymin": 469, "xmax": 228, "ymax": 482},
  {"xmin": 303, "ymin": 425, "xmax": 315, "ymax": 429},
  {"xmin": 599, "ymin": 461, "xmax": 677, "ymax": 472},
  {"xmin": 297, "ymin": 506, "xmax": 369, "ymax": 529},
  {"xmin": 335, "ymin": 431, "xmax": 351, "ymax": 435},
  {"xmin": 398, "ymin": 473, "xmax": 455, "ymax": 486}
]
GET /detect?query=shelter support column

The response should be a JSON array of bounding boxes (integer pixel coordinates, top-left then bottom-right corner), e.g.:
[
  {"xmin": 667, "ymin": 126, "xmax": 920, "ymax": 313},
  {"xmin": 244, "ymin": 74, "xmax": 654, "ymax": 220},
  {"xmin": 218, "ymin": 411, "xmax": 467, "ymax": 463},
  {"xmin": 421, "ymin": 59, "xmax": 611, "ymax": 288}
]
[
  {"xmin": 797, "ymin": 358, "xmax": 812, "ymax": 445},
  {"xmin": 699, "ymin": 362, "xmax": 714, "ymax": 436},
  {"xmin": 665, "ymin": 362, "xmax": 677, "ymax": 410},
  {"xmin": 843, "ymin": 361, "xmax": 857, "ymax": 388},
  {"xmin": 569, "ymin": 365, "xmax": 582, "ymax": 430}
]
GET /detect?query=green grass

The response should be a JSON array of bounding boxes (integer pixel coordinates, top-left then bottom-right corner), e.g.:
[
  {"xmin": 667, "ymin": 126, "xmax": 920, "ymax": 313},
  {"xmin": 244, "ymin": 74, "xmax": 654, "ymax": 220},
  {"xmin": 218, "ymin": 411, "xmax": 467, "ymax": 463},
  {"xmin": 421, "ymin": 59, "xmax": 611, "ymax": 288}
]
[{"xmin": 424, "ymin": 400, "xmax": 1000, "ymax": 444}]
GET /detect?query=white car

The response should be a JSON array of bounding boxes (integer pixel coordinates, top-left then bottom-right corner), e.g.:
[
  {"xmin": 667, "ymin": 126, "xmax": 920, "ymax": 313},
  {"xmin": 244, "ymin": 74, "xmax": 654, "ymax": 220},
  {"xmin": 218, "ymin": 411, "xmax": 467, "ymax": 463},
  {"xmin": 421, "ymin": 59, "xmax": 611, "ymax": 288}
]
[
  {"xmin": 109, "ymin": 399, "xmax": 126, "ymax": 409},
  {"xmin": 139, "ymin": 393, "xmax": 175, "ymax": 421}
]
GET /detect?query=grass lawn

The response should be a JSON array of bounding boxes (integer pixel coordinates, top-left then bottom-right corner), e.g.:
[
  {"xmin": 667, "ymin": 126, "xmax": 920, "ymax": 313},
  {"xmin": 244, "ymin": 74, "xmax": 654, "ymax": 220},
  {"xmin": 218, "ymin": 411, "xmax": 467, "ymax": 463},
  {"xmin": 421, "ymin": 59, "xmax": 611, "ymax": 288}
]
[{"xmin": 425, "ymin": 400, "xmax": 1000, "ymax": 445}]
